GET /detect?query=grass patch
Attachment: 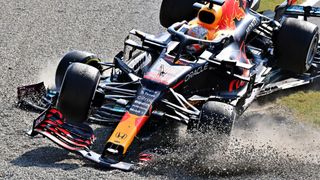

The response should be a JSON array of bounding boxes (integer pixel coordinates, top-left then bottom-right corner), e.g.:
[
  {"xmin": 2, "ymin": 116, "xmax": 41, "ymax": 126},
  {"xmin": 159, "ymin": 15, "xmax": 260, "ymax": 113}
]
[
  {"xmin": 258, "ymin": 1, "xmax": 319, "ymax": 126},
  {"xmin": 278, "ymin": 91, "xmax": 320, "ymax": 126},
  {"xmin": 258, "ymin": 0, "xmax": 304, "ymax": 11}
]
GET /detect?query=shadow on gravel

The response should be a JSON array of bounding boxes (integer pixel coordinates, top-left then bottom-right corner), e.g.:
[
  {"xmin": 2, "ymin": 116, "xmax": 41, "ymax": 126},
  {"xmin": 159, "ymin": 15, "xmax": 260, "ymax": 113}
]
[{"xmin": 11, "ymin": 147, "xmax": 80, "ymax": 170}]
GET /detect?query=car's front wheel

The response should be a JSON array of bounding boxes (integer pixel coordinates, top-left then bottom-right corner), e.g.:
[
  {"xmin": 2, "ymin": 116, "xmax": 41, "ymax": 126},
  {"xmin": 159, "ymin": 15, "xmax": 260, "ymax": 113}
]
[
  {"xmin": 195, "ymin": 101, "xmax": 237, "ymax": 134},
  {"xmin": 55, "ymin": 50, "xmax": 101, "ymax": 90},
  {"xmin": 57, "ymin": 63, "xmax": 100, "ymax": 124}
]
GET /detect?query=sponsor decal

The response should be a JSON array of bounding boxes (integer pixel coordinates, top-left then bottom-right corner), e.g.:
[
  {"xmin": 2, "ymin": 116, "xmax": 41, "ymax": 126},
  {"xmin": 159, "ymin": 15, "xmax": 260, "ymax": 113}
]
[
  {"xmin": 219, "ymin": 0, "xmax": 247, "ymax": 30},
  {"xmin": 129, "ymin": 88, "xmax": 159, "ymax": 116},
  {"xmin": 229, "ymin": 79, "xmax": 246, "ymax": 92},
  {"xmin": 115, "ymin": 132, "xmax": 128, "ymax": 140},
  {"xmin": 246, "ymin": 18, "xmax": 259, "ymax": 34},
  {"xmin": 185, "ymin": 63, "xmax": 209, "ymax": 82},
  {"xmin": 158, "ymin": 64, "xmax": 166, "ymax": 77}
]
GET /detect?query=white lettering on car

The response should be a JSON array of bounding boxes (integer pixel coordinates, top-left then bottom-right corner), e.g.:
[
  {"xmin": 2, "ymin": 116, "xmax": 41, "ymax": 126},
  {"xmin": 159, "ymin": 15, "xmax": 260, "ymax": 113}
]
[
  {"xmin": 185, "ymin": 63, "xmax": 208, "ymax": 82},
  {"xmin": 246, "ymin": 18, "xmax": 259, "ymax": 34}
]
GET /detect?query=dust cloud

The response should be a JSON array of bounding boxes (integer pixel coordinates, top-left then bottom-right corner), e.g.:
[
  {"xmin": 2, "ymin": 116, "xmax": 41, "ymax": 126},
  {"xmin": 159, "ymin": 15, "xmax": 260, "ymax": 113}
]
[
  {"xmin": 37, "ymin": 58, "xmax": 60, "ymax": 90},
  {"xmin": 138, "ymin": 104, "xmax": 320, "ymax": 178}
]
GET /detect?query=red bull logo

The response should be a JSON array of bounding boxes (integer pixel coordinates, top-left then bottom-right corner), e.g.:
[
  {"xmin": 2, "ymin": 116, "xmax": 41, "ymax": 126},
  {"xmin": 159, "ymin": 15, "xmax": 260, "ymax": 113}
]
[{"xmin": 219, "ymin": 0, "xmax": 247, "ymax": 30}]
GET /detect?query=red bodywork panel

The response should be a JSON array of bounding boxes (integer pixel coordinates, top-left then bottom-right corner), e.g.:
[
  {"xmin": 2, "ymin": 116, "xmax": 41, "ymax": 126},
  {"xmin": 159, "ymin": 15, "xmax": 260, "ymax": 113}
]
[
  {"xmin": 219, "ymin": 0, "xmax": 248, "ymax": 30},
  {"xmin": 288, "ymin": 0, "xmax": 298, "ymax": 5}
]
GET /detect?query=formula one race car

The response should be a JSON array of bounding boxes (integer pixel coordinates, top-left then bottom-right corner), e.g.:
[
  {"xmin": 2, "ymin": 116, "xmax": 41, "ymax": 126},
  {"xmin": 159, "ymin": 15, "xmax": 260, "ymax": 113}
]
[{"xmin": 18, "ymin": 0, "xmax": 320, "ymax": 171}]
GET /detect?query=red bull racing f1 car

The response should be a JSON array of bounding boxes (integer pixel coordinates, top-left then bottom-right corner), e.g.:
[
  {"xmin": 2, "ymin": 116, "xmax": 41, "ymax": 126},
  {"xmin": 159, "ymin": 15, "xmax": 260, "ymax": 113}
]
[{"xmin": 17, "ymin": 0, "xmax": 320, "ymax": 171}]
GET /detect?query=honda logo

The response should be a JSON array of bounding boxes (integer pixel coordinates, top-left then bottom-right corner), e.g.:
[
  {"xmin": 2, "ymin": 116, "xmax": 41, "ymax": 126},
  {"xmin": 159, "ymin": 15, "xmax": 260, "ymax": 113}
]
[{"xmin": 115, "ymin": 132, "xmax": 127, "ymax": 140}]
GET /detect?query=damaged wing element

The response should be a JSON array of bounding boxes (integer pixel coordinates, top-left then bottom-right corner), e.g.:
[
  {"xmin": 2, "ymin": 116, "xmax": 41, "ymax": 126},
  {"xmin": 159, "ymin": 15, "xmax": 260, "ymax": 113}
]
[{"xmin": 28, "ymin": 107, "xmax": 134, "ymax": 171}]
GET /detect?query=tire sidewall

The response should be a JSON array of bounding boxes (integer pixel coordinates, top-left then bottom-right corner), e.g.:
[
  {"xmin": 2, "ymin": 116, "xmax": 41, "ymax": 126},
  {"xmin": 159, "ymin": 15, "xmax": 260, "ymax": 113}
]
[
  {"xmin": 55, "ymin": 51, "xmax": 100, "ymax": 90},
  {"xmin": 275, "ymin": 18, "xmax": 319, "ymax": 74},
  {"xmin": 57, "ymin": 63, "xmax": 100, "ymax": 124},
  {"xmin": 305, "ymin": 32, "xmax": 319, "ymax": 70},
  {"xmin": 197, "ymin": 101, "xmax": 237, "ymax": 134}
]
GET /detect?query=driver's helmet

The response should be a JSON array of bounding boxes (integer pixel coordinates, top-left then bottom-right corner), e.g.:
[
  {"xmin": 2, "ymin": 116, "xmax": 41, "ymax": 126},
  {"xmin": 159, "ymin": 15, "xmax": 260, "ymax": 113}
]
[
  {"xmin": 186, "ymin": 25, "xmax": 209, "ymax": 54},
  {"xmin": 185, "ymin": 3, "xmax": 223, "ymax": 54}
]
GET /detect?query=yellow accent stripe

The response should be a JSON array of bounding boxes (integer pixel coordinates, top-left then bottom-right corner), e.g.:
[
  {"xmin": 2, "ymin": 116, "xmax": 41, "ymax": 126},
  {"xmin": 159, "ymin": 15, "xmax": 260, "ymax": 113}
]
[
  {"xmin": 107, "ymin": 113, "xmax": 138, "ymax": 154},
  {"xmin": 85, "ymin": 58, "xmax": 100, "ymax": 64}
]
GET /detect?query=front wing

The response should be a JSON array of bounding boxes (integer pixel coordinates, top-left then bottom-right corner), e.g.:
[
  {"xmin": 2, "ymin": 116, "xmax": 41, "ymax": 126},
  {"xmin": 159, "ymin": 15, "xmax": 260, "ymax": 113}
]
[{"xmin": 28, "ymin": 107, "xmax": 134, "ymax": 171}]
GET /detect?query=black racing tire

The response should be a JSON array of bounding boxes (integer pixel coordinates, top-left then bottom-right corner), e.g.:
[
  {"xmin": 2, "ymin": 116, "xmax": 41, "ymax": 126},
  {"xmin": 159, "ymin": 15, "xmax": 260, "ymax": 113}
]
[
  {"xmin": 251, "ymin": 0, "xmax": 260, "ymax": 11},
  {"xmin": 160, "ymin": 0, "xmax": 198, "ymax": 28},
  {"xmin": 55, "ymin": 50, "xmax": 101, "ymax": 90},
  {"xmin": 197, "ymin": 101, "xmax": 237, "ymax": 134},
  {"xmin": 57, "ymin": 63, "xmax": 100, "ymax": 124},
  {"xmin": 275, "ymin": 18, "xmax": 319, "ymax": 74}
]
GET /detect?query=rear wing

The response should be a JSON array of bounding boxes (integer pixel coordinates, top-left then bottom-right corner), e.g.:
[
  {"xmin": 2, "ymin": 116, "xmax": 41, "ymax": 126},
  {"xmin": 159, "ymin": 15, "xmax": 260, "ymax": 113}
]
[
  {"xmin": 285, "ymin": 5, "xmax": 320, "ymax": 20},
  {"xmin": 275, "ymin": 0, "xmax": 320, "ymax": 21}
]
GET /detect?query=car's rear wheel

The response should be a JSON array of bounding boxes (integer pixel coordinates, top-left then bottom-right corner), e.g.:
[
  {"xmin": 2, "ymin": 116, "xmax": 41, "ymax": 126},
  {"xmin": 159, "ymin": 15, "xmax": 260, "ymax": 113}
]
[
  {"xmin": 57, "ymin": 63, "xmax": 100, "ymax": 124},
  {"xmin": 160, "ymin": 0, "xmax": 198, "ymax": 28},
  {"xmin": 55, "ymin": 50, "xmax": 101, "ymax": 89},
  {"xmin": 275, "ymin": 18, "xmax": 319, "ymax": 74},
  {"xmin": 197, "ymin": 101, "xmax": 237, "ymax": 134}
]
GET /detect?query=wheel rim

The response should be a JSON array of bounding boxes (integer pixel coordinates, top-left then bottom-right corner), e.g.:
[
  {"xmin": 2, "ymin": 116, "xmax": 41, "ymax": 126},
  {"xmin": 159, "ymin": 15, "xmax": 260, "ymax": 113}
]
[{"xmin": 306, "ymin": 34, "xmax": 319, "ymax": 67}]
